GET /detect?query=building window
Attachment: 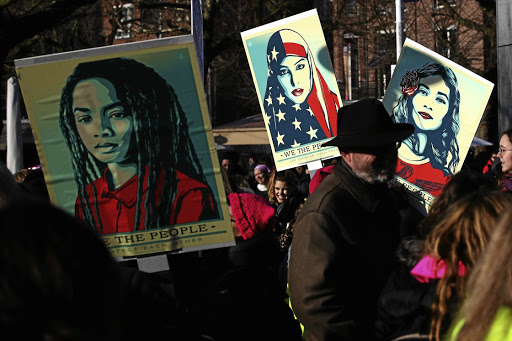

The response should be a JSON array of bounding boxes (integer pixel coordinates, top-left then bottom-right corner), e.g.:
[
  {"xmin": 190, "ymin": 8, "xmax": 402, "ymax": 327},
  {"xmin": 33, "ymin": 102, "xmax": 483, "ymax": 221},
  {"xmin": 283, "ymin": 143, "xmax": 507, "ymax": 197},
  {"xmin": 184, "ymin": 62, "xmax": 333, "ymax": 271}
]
[
  {"xmin": 342, "ymin": 36, "xmax": 359, "ymax": 100},
  {"xmin": 345, "ymin": 0, "xmax": 358, "ymax": 16},
  {"xmin": 436, "ymin": 26, "xmax": 457, "ymax": 58},
  {"xmin": 434, "ymin": 0, "xmax": 456, "ymax": 9},
  {"xmin": 376, "ymin": 4, "xmax": 393, "ymax": 18},
  {"xmin": 115, "ymin": 3, "xmax": 134, "ymax": 39}
]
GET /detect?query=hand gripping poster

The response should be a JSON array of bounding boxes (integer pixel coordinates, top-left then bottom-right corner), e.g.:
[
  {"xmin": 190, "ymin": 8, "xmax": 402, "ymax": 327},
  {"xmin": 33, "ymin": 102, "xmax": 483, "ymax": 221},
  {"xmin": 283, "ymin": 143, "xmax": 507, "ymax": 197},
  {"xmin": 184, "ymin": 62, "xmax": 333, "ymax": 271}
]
[
  {"xmin": 383, "ymin": 39, "xmax": 494, "ymax": 215},
  {"xmin": 14, "ymin": 36, "xmax": 235, "ymax": 257},
  {"xmin": 241, "ymin": 9, "xmax": 342, "ymax": 171}
]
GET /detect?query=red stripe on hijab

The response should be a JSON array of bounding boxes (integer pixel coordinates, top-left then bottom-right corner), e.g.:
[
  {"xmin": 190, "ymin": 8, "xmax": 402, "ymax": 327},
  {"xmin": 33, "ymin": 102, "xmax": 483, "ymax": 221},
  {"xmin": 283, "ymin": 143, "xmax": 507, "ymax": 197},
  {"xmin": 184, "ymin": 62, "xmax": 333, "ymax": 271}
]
[{"xmin": 283, "ymin": 43, "xmax": 307, "ymax": 57}]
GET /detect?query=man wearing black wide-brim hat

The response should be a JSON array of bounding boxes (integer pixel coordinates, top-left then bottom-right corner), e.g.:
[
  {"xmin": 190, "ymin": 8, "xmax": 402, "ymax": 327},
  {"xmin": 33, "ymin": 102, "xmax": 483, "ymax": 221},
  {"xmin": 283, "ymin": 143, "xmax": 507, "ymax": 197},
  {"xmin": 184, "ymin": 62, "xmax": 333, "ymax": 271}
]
[{"xmin": 289, "ymin": 98, "xmax": 414, "ymax": 341}]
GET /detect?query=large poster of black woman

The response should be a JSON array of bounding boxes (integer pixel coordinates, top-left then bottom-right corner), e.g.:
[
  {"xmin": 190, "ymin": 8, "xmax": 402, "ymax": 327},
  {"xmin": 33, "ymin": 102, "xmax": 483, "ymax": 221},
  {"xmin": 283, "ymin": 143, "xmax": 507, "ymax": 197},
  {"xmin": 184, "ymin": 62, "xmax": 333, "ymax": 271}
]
[
  {"xmin": 241, "ymin": 10, "xmax": 342, "ymax": 171},
  {"xmin": 383, "ymin": 39, "xmax": 494, "ymax": 215},
  {"xmin": 15, "ymin": 36, "xmax": 235, "ymax": 257}
]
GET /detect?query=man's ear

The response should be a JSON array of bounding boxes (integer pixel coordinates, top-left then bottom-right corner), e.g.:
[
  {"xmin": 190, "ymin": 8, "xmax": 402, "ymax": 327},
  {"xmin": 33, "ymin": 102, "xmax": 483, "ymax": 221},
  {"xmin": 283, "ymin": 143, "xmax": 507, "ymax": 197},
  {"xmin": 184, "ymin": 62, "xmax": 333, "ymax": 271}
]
[{"xmin": 341, "ymin": 151, "xmax": 352, "ymax": 164}]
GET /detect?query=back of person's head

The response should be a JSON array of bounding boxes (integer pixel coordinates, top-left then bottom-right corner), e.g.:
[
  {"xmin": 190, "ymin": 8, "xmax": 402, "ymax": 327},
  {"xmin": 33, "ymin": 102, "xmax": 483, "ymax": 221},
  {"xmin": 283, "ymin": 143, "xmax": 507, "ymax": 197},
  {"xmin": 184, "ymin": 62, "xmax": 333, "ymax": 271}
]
[
  {"xmin": 14, "ymin": 168, "xmax": 29, "ymax": 183},
  {"xmin": 423, "ymin": 190, "xmax": 512, "ymax": 341},
  {"xmin": 451, "ymin": 205, "xmax": 512, "ymax": 341},
  {"xmin": 420, "ymin": 170, "xmax": 497, "ymax": 236},
  {"xmin": 0, "ymin": 199, "xmax": 121, "ymax": 340}
]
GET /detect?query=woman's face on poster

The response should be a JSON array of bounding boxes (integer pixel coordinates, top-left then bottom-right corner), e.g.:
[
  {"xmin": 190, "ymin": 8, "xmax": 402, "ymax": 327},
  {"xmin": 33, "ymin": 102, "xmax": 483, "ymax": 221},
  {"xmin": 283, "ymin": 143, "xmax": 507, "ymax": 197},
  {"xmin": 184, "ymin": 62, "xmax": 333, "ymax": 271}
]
[
  {"xmin": 411, "ymin": 75, "xmax": 450, "ymax": 131},
  {"xmin": 277, "ymin": 55, "xmax": 311, "ymax": 104},
  {"xmin": 72, "ymin": 78, "xmax": 134, "ymax": 164}
]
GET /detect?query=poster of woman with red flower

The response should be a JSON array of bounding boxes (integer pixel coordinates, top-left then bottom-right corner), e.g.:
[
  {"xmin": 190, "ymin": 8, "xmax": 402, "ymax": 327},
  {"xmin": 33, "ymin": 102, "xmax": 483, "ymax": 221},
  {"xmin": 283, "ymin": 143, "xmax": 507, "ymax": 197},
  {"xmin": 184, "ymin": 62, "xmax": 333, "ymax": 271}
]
[
  {"xmin": 392, "ymin": 62, "xmax": 461, "ymax": 197},
  {"xmin": 383, "ymin": 39, "xmax": 494, "ymax": 214}
]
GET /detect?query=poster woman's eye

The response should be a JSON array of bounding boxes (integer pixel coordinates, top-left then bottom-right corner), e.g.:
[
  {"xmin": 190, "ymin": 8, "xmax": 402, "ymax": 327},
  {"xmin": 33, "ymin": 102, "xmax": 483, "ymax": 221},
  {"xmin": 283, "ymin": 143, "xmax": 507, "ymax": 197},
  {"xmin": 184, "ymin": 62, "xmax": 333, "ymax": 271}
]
[
  {"xmin": 436, "ymin": 96, "xmax": 448, "ymax": 105},
  {"xmin": 76, "ymin": 114, "xmax": 92, "ymax": 124},
  {"xmin": 279, "ymin": 68, "xmax": 290, "ymax": 76},
  {"xmin": 418, "ymin": 85, "xmax": 429, "ymax": 96},
  {"xmin": 295, "ymin": 63, "xmax": 305, "ymax": 71},
  {"xmin": 109, "ymin": 110, "xmax": 128, "ymax": 119}
]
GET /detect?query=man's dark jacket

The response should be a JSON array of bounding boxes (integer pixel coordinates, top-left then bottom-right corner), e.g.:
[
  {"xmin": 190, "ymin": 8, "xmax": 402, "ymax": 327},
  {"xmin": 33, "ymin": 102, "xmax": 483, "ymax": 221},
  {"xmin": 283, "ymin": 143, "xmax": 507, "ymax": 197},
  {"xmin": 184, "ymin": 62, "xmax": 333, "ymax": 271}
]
[{"xmin": 289, "ymin": 161, "xmax": 401, "ymax": 341}]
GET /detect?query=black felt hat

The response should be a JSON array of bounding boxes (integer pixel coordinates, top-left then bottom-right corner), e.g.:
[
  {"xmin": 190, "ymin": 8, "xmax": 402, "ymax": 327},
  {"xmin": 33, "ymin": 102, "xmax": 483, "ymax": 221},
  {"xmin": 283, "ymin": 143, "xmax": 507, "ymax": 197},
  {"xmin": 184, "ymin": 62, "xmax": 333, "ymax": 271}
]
[{"xmin": 323, "ymin": 98, "xmax": 414, "ymax": 148}]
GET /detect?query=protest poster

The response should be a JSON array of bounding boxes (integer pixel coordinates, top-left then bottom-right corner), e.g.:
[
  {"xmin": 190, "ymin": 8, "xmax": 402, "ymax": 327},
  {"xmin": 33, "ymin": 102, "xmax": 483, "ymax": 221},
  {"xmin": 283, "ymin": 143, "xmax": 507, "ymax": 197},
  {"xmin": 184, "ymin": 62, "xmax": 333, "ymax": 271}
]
[
  {"xmin": 383, "ymin": 38, "xmax": 494, "ymax": 215},
  {"xmin": 15, "ymin": 35, "xmax": 235, "ymax": 257},
  {"xmin": 241, "ymin": 9, "xmax": 342, "ymax": 171}
]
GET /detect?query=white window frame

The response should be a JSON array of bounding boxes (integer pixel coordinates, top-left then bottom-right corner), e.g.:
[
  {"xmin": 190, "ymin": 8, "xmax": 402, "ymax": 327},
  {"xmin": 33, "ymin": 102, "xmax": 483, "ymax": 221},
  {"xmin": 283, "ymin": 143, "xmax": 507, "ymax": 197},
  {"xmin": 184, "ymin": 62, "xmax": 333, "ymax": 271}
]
[{"xmin": 115, "ymin": 3, "xmax": 134, "ymax": 40}]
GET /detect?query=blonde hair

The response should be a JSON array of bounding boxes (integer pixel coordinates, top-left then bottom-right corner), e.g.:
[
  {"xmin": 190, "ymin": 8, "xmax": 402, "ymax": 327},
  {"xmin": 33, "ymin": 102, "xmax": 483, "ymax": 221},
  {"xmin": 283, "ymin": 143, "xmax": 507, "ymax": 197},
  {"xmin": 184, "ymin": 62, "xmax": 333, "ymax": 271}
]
[
  {"xmin": 451, "ymin": 205, "xmax": 512, "ymax": 341},
  {"xmin": 423, "ymin": 190, "xmax": 512, "ymax": 340}
]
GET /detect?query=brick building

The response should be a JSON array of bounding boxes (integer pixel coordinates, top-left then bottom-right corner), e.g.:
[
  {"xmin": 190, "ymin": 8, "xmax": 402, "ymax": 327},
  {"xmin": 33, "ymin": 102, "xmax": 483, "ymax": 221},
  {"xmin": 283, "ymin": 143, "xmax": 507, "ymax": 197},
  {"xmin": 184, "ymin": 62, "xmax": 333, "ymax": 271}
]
[
  {"xmin": 99, "ymin": 0, "xmax": 192, "ymax": 44},
  {"xmin": 331, "ymin": 0, "xmax": 488, "ymax": 101}
]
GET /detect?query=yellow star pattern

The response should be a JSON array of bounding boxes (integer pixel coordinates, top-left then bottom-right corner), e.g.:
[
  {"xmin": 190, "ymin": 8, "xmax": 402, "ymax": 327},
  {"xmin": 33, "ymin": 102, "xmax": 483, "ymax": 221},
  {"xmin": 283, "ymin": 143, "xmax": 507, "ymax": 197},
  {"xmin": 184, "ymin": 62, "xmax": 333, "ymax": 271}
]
[
  {"xmin": 277, "ymin": 93, "xmax": 286, "ymax": 105},
  {"xmin": 276, "ymin": 110, "xmax": 286, "ymax": 122},
  {"xmin": 271, "ymin": 46, "xmax": 279, "ymax": 61},
  {"xmin": 276, "ymin": 131, "xmax": 285, "ymax": 146},
  {"xmin": 263, "ymin": 112, "xmax": 271, "ymax": 126},
  {"xmin": 265, "ymin": 93, "xmax": 273, "ymax": 106},
  {"xmin": 292, "ymin": 117, "xmax": 302, "ymax": 130},
  {"xmin": 307, "ymin": 126, "xmax": 318, "ymax": 140}
]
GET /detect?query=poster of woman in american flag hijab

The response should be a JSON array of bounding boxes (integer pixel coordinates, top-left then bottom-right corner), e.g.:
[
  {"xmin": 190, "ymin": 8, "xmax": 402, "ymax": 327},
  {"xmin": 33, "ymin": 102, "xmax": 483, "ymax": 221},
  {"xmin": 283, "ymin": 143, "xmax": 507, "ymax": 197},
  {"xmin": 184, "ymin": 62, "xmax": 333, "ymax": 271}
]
[{"xmin": 242, "ymin": 10, "xmax": 342, "ymax": 171}]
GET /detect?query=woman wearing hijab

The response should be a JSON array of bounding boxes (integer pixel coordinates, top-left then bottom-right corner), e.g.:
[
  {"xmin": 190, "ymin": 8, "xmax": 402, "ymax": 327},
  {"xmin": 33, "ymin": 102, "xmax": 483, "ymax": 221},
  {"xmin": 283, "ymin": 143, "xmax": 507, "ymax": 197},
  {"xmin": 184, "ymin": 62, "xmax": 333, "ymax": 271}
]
[{"xmin": 264, "ymin": 29, "xmax": 340, "ymax": 151}]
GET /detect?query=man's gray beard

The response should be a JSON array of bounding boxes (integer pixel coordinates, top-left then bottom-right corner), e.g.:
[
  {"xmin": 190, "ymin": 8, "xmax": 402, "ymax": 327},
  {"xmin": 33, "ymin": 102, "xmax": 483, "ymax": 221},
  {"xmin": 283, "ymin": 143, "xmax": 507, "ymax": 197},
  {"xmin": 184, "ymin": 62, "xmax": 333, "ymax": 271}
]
[{"xmin": 353, "ymin": 164, "xmax": 395, "ymax": 184}]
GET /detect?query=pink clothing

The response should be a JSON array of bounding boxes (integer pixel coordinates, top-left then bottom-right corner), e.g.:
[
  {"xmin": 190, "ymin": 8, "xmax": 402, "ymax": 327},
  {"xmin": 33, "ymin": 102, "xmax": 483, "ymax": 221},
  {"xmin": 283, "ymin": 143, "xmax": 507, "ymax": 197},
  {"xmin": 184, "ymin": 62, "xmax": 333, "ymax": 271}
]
[{"xmin": 410, "ymin": 255, "xmax": 467, "ymax": 283}]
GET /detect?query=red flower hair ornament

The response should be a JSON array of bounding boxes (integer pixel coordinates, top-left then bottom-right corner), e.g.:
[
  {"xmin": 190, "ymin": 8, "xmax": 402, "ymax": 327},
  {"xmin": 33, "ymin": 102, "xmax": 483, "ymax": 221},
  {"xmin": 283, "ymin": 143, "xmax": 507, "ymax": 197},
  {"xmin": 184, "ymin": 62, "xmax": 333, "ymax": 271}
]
[{"xmin": 400, "ymin": 70, "xmax": 419, "ymax": 97}]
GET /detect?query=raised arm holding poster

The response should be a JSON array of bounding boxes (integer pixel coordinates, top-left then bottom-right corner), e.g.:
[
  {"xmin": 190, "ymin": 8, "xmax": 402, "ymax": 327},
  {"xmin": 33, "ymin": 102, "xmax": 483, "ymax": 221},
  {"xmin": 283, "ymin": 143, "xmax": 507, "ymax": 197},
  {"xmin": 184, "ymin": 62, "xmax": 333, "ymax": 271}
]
[
  {"xmin": 15, "ymin": 36, "xmax": 234, "ymax": 257},
  {"xmin": 241, "ymin": 9, "xmax": 342, "ymax": 171},
  {"xmin": 384, "ymin": 39, "xmax": 494, "ymax": 215}
]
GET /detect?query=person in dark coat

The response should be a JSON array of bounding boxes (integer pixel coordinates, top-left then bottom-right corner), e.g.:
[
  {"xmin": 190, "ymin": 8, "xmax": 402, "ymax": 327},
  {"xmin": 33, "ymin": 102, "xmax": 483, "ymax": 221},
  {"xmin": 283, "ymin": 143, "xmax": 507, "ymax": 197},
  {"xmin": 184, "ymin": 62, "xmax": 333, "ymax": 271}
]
[
  {"xmin": 178, "ymin": 192, "xmax": 302, "ymax": 341},
  {"xmin": 288, "ymin": 98, "xmax": 414, "ymax": 341}
]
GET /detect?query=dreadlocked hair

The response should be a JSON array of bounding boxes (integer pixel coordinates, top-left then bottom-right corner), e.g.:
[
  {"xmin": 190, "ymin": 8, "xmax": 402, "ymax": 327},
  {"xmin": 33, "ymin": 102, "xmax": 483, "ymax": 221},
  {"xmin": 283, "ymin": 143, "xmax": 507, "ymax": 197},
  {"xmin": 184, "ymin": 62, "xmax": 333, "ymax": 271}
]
[
  {"xmin": 59, "ymin": 57, "xmax": 207, "ymax": 232},
  {"xmin": 422, "ymin": 190, "xmax": 512, "ymax": 341}
]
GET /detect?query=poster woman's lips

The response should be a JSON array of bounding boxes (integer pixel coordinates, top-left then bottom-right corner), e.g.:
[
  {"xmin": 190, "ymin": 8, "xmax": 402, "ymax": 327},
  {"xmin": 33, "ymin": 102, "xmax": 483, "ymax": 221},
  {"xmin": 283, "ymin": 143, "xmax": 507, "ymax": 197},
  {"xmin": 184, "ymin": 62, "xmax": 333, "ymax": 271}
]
[
  {"xmin": 418, "ymin": 112, "xmax": 433, "ymax": 120},
  {"xmin": 95, "ymin": 143, "xmax": 118, "ymax": 152},
  {"xmin": 292, "ymin": 88, "xmax": 303, "ymax": 97}
]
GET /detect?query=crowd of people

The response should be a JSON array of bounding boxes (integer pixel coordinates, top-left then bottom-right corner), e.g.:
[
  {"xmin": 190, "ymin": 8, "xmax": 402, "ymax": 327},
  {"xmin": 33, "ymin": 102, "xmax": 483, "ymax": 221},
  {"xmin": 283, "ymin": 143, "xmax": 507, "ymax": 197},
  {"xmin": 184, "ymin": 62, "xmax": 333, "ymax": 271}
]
[{"xmin": 1, "ymin": 98, "xmax": 512, "ymax": 341}]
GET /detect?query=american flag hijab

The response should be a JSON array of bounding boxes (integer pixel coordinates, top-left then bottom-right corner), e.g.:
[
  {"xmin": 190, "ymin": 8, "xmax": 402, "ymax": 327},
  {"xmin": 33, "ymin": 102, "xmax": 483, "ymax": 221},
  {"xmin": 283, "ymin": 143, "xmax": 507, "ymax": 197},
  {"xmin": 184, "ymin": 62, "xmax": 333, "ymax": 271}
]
[{"xmin": 264, "ymin": 29, "xmax": 340, "ymax": 152}]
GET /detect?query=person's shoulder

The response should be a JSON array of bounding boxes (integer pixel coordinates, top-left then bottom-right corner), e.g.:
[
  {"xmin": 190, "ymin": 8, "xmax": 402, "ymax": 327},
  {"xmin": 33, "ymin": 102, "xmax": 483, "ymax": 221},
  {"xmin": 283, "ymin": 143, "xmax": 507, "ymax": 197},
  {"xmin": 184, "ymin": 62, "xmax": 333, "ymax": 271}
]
[{"xmin": 298, "ymin": 180, "xmax": 355, "ymax": 219}]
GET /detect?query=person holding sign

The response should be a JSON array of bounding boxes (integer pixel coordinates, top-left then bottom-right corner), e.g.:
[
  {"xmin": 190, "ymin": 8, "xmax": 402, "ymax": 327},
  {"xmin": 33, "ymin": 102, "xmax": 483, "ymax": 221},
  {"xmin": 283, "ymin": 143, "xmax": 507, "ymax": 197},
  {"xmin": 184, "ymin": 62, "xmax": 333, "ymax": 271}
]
[
  {"xmin": 289, "ymin": 99, "xmax": 414, "ymax": 341},
  {"xmin": 264, "ymin": 29, "xmax": 340, "ymax": 151},
  {"xmin": 393, "ymin": 62, "xmax": 461, "ymax": 197},
  {"xmin": 59, "ymin": 57, "xmax": 218, "ymax": 235}
]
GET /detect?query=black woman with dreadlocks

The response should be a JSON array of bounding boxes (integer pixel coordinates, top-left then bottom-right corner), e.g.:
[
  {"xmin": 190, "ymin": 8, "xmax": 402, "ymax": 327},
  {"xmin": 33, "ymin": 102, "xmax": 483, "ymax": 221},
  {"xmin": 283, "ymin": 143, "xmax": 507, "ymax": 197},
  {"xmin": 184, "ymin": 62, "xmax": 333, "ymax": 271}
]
[{"xmin": 59, "ymin": 58, "xmax": 218, "ymax": 235}]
